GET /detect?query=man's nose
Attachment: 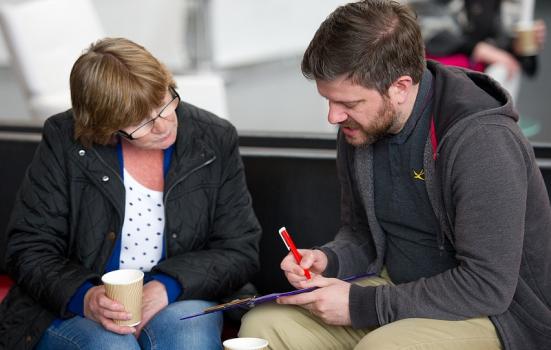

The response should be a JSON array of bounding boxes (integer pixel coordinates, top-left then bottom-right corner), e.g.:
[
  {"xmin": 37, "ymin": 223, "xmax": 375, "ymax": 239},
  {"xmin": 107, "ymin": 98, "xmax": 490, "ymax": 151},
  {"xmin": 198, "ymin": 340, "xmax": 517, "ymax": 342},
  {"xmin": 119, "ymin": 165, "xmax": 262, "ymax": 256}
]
[{"xmin": 327, "ymin": 102, "xmax": 348, "ymax": 125}]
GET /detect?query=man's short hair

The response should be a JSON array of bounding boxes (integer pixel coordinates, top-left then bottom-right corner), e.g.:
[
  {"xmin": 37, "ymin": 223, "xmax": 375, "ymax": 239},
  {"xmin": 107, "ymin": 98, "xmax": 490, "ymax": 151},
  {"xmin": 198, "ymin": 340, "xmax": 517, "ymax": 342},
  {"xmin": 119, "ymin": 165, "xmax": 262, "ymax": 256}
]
[
  {"xmin": 302, "ymin": 0, "xmax": 425, "ymax": 94},
  {"xmin": 70, "ymin": 37, "xmax": 176, "ymax": 146}
]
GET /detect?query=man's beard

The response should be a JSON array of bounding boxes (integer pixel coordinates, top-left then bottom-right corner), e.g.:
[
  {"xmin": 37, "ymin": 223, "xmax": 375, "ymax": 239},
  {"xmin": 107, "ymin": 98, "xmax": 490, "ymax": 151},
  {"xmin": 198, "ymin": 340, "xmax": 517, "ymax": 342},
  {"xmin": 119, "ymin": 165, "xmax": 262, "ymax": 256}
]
[{"xmin": 342, "ymin": 97, "xmax": 398, "ymax": 148}]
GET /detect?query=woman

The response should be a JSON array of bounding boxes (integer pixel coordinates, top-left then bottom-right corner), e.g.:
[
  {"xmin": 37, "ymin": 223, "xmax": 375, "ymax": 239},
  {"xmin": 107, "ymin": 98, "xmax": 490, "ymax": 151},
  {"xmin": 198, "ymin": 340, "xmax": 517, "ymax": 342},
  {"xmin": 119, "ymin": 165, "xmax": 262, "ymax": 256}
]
[{"xmin": 0, "ymin": 37, "xmax": 261, "ymax": 349}]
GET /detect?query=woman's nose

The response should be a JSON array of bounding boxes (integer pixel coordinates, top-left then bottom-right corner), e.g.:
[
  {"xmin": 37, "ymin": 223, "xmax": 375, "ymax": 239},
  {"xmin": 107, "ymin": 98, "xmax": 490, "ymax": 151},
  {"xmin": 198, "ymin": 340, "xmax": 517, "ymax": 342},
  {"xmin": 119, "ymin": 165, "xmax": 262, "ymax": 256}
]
[{"xmin": 152, "ymin": 114, "xmax": 172, "ymax": 133}]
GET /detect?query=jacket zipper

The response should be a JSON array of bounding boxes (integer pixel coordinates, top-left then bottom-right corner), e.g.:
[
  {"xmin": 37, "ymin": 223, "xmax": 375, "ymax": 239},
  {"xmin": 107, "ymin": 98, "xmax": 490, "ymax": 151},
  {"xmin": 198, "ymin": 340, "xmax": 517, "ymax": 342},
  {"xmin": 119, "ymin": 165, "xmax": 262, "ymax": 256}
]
[
  {"xmin": 162, "ymin": 155, "xmax": 217, "ymax": 257},
  {"xmin": 90, "ymin": 148, "xmax": 126, "ymax": 271},
  {"xmin": 430, "ymin": 116, "xmax": 482, "ymax": 254},
  {"xmin": 90, "ymin": 148, "xmax": 216, "ymax": 267}
]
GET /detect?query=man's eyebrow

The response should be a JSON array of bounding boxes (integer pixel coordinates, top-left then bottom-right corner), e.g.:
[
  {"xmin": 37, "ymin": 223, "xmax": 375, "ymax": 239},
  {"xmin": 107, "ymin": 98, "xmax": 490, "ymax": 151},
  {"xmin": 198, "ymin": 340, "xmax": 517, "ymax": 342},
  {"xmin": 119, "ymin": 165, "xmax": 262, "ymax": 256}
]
[{"xmin": 337, "ymin": 99, "xmax": 364, "ymax": 105}]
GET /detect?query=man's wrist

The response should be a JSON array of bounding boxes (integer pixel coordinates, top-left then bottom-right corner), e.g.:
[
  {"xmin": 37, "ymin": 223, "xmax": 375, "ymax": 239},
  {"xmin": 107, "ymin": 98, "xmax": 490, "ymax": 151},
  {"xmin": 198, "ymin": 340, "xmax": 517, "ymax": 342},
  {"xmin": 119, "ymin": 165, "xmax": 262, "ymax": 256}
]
[
  {"xmin": 349, "ymin": 284, "xmax": 379, "ymax": 328},
  {"xmin": 318, "ymin": 247, "xmax": 339, "ymax": 277}
]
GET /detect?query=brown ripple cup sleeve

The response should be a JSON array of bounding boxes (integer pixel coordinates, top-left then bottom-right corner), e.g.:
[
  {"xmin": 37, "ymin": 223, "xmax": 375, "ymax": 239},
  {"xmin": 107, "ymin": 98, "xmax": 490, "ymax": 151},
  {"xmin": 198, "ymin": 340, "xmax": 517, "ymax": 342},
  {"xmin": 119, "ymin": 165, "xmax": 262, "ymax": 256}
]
[
  {"xmin": 514, "ymin": 24, "xmax": 539, "ymax": 56},
  {"xmin": 101, "ymin": 269, "xmax": 144, "ymax": 326}
]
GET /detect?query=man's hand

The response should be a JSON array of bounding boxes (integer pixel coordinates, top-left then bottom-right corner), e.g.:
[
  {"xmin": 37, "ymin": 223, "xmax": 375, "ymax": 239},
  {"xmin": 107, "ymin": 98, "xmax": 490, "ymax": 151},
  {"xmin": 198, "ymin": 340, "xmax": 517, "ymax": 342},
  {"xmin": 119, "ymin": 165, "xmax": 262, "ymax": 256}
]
[
  {"xmin": 281, "ymin": 249, "xmax": 328, "ymax": 289},
  {"xmin": 84, "ymin": 285, "xmax": 136, "ymax": 334},
  {"xmin": 277, "ymin": 276, "xmax": 352, "ymax": 326},
  {"xmin": 134, "ymin": 280, "xmax": 168, "ymax": 337}
]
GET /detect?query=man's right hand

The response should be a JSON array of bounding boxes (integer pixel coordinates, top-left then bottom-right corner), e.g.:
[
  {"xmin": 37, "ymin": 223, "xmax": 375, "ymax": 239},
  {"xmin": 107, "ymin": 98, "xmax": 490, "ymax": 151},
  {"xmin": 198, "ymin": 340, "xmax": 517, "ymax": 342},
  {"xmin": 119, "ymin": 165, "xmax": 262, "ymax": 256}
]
[
  {"xmin": 281, "ymin": 249, "xmax": 328, "ymax": 289},
  {"xmin": 83, "ymin": 285, "xmax": 136, "ymax": 335}
]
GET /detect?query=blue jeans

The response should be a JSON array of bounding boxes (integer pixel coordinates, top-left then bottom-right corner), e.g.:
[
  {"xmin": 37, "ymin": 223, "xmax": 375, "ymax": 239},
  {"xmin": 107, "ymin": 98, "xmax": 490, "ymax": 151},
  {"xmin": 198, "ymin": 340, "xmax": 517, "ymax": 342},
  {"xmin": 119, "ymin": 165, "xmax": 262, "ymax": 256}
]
[{"xmin": 36, "ymin": 300, "xmax": 223, "ymax": 350}]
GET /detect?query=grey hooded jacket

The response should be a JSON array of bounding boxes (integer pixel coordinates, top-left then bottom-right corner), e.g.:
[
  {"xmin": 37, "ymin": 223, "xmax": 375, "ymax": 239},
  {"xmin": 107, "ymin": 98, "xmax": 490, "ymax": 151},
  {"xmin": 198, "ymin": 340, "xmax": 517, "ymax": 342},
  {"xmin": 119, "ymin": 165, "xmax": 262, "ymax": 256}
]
[{"xmin": 322, "ymin": 61, "xmax": 551, "ymax": 350}]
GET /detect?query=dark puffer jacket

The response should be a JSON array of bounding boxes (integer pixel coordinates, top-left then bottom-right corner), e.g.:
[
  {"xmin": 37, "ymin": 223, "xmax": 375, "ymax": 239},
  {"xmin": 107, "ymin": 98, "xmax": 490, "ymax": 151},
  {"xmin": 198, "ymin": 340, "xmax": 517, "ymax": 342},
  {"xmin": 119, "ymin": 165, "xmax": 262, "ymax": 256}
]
[{"xmin": 0, "ymin": 102, "xmax": 261, "ymax": 349}]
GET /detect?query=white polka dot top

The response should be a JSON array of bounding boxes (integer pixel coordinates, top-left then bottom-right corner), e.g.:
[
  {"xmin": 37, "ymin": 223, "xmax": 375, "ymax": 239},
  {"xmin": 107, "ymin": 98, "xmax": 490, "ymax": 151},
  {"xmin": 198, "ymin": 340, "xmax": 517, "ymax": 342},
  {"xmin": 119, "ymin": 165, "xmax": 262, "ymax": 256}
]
[{"xmin": 119, "ymin": 169, "xmax": 164, "ymax": 272}]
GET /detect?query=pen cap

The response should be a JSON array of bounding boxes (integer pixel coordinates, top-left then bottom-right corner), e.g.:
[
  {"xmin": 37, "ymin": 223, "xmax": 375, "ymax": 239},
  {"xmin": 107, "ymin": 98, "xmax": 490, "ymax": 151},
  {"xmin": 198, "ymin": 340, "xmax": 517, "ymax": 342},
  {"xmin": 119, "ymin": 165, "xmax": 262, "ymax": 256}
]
[{"xmin": 278, "ymin": 227, "xmax": 291, "ymax": 250}]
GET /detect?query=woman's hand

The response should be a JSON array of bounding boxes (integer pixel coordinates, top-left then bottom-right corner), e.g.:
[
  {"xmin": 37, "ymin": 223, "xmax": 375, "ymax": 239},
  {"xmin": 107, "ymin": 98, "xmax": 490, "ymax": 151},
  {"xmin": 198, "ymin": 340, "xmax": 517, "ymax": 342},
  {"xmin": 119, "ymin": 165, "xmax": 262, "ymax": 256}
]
[
  {"xmin": 83, "ymin": 285, "xmax": 136, "ymax": 334},
  {"xmin": 534, "ymin": 19, "xmax": 547, "ymax": 49},
  {"xmin": 281, "ymin": 249, "xmax": 328, "ymax": 289},
  {"xmin": 134, "ymin": 280, "xmax": 168, "ymax": 337}
]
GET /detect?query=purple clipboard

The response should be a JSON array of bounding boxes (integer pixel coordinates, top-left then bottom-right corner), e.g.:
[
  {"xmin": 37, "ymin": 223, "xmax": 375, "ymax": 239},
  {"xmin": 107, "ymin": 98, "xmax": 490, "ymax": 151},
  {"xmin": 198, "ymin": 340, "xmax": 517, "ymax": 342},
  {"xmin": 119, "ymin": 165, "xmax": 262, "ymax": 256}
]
[{"xmin": 180, "ymin": 273, "xmax": 375, "ymax": 320}]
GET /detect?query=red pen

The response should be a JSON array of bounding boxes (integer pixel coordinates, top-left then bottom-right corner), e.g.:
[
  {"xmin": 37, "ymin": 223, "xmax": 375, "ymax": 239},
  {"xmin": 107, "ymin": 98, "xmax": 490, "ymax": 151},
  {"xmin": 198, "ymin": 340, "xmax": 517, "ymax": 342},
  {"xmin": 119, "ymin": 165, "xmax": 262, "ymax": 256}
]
[{"xmin": 278, "ymin": 227, "xmax": 311, "ymax": 279}]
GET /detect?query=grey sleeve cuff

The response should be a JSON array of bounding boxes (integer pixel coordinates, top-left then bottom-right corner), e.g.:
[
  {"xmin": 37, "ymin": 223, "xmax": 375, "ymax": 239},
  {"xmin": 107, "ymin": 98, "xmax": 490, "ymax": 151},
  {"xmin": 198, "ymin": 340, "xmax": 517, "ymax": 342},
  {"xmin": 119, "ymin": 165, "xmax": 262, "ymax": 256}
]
[
  {"xmin": 349, "ymin": 284, "xmax": 379, "ymax": 329},
  {"xmin": 318, "ymin": 247, "xmax": 339, "ymax": 278}
]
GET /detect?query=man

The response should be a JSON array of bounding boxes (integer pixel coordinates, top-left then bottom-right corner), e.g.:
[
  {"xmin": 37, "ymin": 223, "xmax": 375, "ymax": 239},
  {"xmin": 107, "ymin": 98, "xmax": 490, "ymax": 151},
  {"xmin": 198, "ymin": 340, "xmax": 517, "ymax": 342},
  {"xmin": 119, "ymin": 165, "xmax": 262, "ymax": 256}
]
[{"xmin": 239, "ymin": 1, "xmax": 551, "ymax": 349}]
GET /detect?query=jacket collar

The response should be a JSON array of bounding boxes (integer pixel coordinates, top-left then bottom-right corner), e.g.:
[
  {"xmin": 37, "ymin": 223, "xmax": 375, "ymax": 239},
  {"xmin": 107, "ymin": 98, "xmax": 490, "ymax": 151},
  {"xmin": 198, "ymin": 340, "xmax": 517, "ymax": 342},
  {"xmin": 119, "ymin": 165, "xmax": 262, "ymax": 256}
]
[
  {"xmin": 69, "ymin": 102, "xmax": 216, "ymax": 214},
  {"xmin": 164, "ymin": 102, "xmax": 216, "ymax": 191},
  {"xmin": 69, "ymin": 141, "xmax": 126, "ymax": 219}
]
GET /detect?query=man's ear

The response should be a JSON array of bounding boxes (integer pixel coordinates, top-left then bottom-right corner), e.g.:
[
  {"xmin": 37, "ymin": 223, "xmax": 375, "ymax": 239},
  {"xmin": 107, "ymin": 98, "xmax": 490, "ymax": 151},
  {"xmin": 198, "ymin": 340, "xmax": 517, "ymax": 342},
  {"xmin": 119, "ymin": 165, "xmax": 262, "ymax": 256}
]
[{"xmin": 388, "ymin": 75, "xmax": 414, "ymax": 105}]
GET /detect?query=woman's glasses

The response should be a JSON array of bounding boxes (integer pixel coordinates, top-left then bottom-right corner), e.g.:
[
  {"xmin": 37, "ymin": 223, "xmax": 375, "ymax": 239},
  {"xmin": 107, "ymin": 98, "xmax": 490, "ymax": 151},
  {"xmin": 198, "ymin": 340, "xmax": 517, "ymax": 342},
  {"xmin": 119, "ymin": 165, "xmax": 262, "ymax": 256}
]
[{"xmin": 118, "ymin": 87, "xmax": 180, "ymax": 140}]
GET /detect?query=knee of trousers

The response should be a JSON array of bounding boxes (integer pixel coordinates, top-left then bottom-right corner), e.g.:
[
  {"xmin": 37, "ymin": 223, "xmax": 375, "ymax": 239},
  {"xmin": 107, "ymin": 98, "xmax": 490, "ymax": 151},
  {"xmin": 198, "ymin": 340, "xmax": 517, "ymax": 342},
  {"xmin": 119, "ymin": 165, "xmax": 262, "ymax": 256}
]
[
  {"xmin": 355, "ymin": 329, "xmax": 399, "ymax": 350},
  {"xmin": 38, "ymin": 327, "xmax": 140, "ymax": 350},
  {"xmin": 355, "ymin": 319, "xmax": 423, "ymax": 350},
  {"xmin": 239, "ymin": 303, "xmax": 303, "ymax": 338},
  {"xmin": 355, "ymin": 317, "xmax": 501, "ymax": 350}
]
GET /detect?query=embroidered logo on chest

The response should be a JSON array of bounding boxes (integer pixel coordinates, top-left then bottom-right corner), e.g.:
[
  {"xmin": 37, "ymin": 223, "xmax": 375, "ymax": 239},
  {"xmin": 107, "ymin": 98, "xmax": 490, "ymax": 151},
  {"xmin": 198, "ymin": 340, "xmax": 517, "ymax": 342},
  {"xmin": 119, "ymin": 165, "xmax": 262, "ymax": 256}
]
[{"xmin": 412, "ymin": 169, "xmax": 425, "ymax": 181}]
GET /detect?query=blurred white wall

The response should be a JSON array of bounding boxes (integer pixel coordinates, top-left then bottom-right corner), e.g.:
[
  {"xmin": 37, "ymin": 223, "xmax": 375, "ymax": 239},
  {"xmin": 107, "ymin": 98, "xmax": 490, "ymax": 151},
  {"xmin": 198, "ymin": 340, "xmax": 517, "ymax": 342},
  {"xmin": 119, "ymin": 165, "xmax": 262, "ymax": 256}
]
[
  {"xmin": 0, "ymin": 0, "xmax": 17, "ymax": 65},
  {"xmin": 0, "ymin": 0, "xmax": 348, "ymax": 70},
  {"xmin": 0, "ymin": 30, "xmax": 7, "ymax": 65},
  {"xmin": 0, "ymin": 0, "xmax": 346, "ymax": 133},
  {"xmin": 0, "ymin": 0, "xmax": 189, "ymax": 71},
  {"xmin": 94, "ymin": 0, "xmax": 189, "ymax": 72},
  {"xmin": 210, "ymin": 0, "xmax": 347, "ymax": 68}
]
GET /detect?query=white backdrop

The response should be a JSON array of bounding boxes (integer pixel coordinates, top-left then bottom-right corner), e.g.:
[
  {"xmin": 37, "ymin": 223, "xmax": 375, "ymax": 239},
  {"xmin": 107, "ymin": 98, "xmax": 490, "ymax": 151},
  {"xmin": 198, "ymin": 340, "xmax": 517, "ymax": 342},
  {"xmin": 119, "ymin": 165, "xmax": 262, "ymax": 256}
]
[
  {"xmin": 0, "ymin": 0, "xmax": 347, "ymax": 70},
  {"xmin": 0, "ymin": 0, "xmax": 345, "ymax": 132},
  {"xmin": 210, "ymin": 0, "xmax": 347, "ymax": 68},
  {"xmin": 0, "ymin": 0, "xmax": 189, "ymax": 70}
]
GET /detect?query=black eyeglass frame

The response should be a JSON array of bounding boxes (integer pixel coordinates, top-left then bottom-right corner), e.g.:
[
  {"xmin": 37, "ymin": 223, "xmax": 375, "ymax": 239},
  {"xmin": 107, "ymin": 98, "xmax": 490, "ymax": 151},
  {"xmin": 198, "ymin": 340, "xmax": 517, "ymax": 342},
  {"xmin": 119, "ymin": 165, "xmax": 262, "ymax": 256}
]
[{"xmin": 117, "ymin": 87, "xmax": 180, "ymax": 140}]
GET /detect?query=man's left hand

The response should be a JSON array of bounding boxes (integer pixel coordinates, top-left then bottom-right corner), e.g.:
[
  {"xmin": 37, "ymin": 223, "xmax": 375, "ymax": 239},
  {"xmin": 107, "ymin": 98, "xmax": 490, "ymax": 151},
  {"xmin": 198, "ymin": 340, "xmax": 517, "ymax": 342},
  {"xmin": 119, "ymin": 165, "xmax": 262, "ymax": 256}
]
[
  {"xmin": 135, "ymin": 280, "xmax": 169, "ymax": 337},
  {"xmin": 276, "ymin": 276, "xmax": 352, "ymax": 326}
]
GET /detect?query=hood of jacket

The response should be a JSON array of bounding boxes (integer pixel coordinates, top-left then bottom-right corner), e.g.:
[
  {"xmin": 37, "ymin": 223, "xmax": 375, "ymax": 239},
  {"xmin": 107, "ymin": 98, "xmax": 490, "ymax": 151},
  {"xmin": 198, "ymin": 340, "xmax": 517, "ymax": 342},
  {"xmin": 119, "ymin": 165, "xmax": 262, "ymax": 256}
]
[{"xmin": 427, "ymin": 60, "xmax": 518, "ymax": 145}]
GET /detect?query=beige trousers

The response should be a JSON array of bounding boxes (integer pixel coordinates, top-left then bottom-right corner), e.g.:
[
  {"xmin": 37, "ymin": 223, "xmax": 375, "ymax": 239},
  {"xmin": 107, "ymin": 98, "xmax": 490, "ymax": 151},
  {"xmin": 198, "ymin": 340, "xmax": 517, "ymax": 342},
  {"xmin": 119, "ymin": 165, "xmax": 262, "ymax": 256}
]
[{"xmin": 239, "ymin": 276, "xmax": 502, "ymax": 350}]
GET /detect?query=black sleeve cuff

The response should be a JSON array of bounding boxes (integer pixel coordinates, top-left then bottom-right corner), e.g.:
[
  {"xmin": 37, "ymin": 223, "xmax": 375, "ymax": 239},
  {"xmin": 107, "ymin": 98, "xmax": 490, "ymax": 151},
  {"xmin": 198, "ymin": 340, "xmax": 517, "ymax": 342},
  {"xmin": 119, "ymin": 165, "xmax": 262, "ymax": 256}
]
[
  {"xmin": 318, "ymin": 247, "xmax": 339, "ymax": 278},
  {"xmin": 349, "ymin": 284, "xmax": 379, "ymax": 329}
]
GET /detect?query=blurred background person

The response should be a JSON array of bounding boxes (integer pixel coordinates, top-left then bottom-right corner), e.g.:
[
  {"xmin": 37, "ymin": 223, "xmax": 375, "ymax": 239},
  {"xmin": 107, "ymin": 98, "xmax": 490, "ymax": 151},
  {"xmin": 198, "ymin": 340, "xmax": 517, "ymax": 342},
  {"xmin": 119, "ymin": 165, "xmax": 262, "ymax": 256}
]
[{"xmin": 410, "ymin": 0, "xmax": 546, "ymax": 107}]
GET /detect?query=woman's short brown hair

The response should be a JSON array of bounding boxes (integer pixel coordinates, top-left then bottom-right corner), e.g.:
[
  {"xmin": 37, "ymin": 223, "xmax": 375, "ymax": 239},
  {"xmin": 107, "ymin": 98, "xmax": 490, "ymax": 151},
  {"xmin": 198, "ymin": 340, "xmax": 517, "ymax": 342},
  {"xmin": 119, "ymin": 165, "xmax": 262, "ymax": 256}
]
[
  {"xmin": 302, "ymin": 0, "xmax": 425, "ymax": 95},
  {"xmin": 70, "ymin": 37, "xmax": 176, "ymax": 146}
]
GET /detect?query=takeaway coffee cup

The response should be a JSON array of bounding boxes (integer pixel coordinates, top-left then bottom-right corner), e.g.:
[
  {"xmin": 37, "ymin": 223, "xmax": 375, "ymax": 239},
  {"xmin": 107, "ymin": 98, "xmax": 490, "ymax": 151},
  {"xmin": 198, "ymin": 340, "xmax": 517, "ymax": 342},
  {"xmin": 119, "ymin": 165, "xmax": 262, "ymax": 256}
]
[
  {"xmin": 513, "ymin": 24, "xmax": 539, "ymax": 56},
  {"xmin": 223, "ymin": 337, "xmax": 269, "ymax": 350},
  {"xmin": 101, "ymin": 269, "xmax": 144, "ymax": 326}
]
